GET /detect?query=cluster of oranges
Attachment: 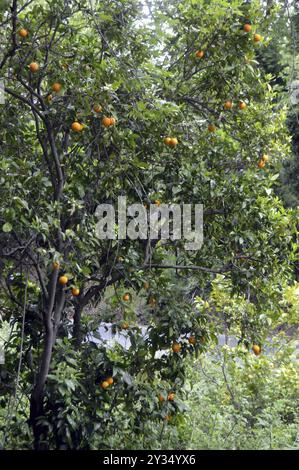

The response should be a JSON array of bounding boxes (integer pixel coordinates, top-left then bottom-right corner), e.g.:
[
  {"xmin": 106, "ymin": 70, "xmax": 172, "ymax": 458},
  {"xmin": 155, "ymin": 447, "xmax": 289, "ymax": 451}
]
[
  {"xmin": 100, "ymin": 376, "xmax": 114, "ymax": 390},
  {"xmin": 23, "ymin": 25, "xmax": 268, "ymax": 169},
  {"xmin": 52, "ymin": 262, "xmax": 80, "ymax": 297},
  {"xmin": 158, "ymin": 391, "xmax": 175, "ymax": 402},
  {"xmin": 195, "ymin": 23, "xmax": 262, "ymax": 61}
]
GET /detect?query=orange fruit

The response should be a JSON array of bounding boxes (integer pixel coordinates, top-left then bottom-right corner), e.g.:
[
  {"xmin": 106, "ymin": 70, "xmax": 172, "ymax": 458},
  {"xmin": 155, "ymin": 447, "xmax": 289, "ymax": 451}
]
[
  {"xmin": 154, "ymin": 200, "xmax": 161, "ymax": 207},
  {"xmin": 164, "ymin": 137, "xmax": 172, "ymax": 145},
  {"xmin": 258, "ymin": 159, "xmax": 266, "ymax": 169},
  {"xmin": 52, "ymin": 261, "xmax": 60, "ymax": 270},
  {"xmin": 261, "ymin": 154, "xmax": 269, "ymax": 162},
  {"xmin": 121, "ymin": 321, "xmax": 129, "ymax": 330},
  {"xmin": 252, "ymin": 344, "xmax": 261, "ymax": 356},
  {"xmin": 29, "ymin": 62, "xmax": 39, "ymax": 73},
  {"xmin": 168, "ymin": 137, "xmax": 178, "ymax": 147},
  {"xmin": 52, "ymin": 82, "xmax": 62, "ymax": 93},
  {"xmin": 195, "ymin": 50, "xmax": 204, "ymax": 58},
  {"xmin": 253, "ymin": 33, "xmax": 262, "ymax": 43},
  {"xmin": 188, "ymin": 336, "xmax": 196, "ymax": 345},
  {"xmin": 172, "ymin": 342, "xmax": 181, "ymax": 353},
  {"xmin": 58, "ymin": 275, "xmax": 68, "ymax": 286},
  {"xmin": 101, "ymin": 381, "xmax": 110, "ymax": 390},
  {"xmin": 71, "ymin": 287, "xmax": 80, "ymax": 297},
  {"xmin": 167, "ymin": 392, "xmax": 175, "ymax": 401},
  {"xmin": 122, "ymin": 293, "xmax": 130, "ymax": 302},
  {"xmin": 102, "ymin": 116, "xmax": 112, "ymax": 127},
  {"xmin": 106, "ymin": 377, "xmax": 114, "ymax": 385},
  {"xmin": 158, "ymin": 394, "xmax": 164, "ymax": 402},
  {"xmin": 208, "ymin": 124, "xmax": 216, "ymax": 133},
  {"xmin": 109, "ymin": 117, "xmax": 116, "ymax": 125},
  {"xmin": 224, "ymin": 100, "xmax": 233, "ymax": 110},
  {"xmin": 93, "ymin": 104, "xmax": 102, "ymax": 113},
  {"xmin": 71, "ymin": 121, "xmax": 83, "ymax": 132},
  {"xmin": 18, "ymin": 28, "xmax": 28, "ymax": 38},
  {"xmin": 243, "ymin": 24, "xmax": 252, "ymax": 33},
  {"xmin": 238, "ymin": 101, "xmax": 247, "ymax": 110}
]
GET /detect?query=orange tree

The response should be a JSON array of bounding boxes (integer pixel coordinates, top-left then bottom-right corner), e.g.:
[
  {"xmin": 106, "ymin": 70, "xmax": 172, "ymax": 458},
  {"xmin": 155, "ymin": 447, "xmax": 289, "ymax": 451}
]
[{"xmin": 0, "ymin": 0, "xmax": 297, "ymax": 449}]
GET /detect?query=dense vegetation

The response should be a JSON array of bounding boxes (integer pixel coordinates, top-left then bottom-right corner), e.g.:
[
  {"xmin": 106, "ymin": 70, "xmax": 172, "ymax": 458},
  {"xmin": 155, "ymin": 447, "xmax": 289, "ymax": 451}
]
[{"xmin": 0, "ymin": 0, "xmax": 298, "ymax": 450}]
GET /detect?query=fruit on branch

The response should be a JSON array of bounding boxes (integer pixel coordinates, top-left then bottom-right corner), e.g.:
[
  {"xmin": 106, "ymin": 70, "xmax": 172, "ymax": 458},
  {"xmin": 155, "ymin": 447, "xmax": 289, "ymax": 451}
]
[
  {"xmin": 238, "ymin": 101, "xmax": 247, "ymax": 110},
  {"xmin": 172, "ymin": 342, "xmax": 181, "ymax": 353},
  {"xmin": 58, "ymin": 275, "xmax": 68, "ymax": 286},
  {"xmin": 224, "ymin": 100, "xmax": 233, "ymax": 110},
  {"xmin": 18, "ymin": 28, "xmax": 28, "ymax": 38},
  {"xmin": 29, "ymin": 62, "xmax": 39, "ymax": 73},
  {"xmin": 71, "ymin": 122, "xmax": 83, "ymax": 132},
  {"xmin": 93, "ymin": 104, "xmax": 102, "ymax": 113},
  {"xmin": 195, "ymin": 50, "xmax": 204, "ymax": 58},
  {"xmin": 52, "ymin": 82, "xmax": 62, "ymax": 92},
  {"xmin": 71, "ymin": 287, "xmax": 80, "ymax": 297},
  {"xmin": 252, "ymin": 344, "xmax": 261, "ymax": 356},
  {"xmin": 258, "ymin": 159, "xmax": 266, "ymax": 169}
]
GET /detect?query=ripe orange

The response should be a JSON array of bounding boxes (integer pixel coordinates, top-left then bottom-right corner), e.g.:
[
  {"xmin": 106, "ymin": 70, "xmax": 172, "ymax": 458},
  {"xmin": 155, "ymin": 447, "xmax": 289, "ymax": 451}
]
[
  {"xmin": 167, "ymin": 392, "xmax": 175, "ymax": 401},
  {"xmin": 188, "ymin": 336, "xmax": 196, "ymax": 345},
  {"xmin": 224, "ymin": 100, "xmax": 233, "ymax": 110},
  {"xmin": 122, "ymin": 293, "xmax": 130, "ymax": 302},
  {"xmin": 29, "ymin": 62, "xmax": 39, "ymax": 73},
  {"xmin": 93, "ymin": 104, "xmax": 102, "ymax": 113},
  {"xmin": 169, "ymin": 137, "xmax": 178, "ymax": 147},
  {"xmin": 208, "ymin": 124, "xmax": 216, "ymax": 133},
  {"xmin": 106, "ymin": 377, "xmax": 114, "ymax": 385},
  {"xmin": 121, "ymin": 321, "xmax": 129, "ymax": 330},
  {"xmin": 101, "ymin": 381, "xmax": 110, "ymax": 390},
  {"xmin": 71, "ymin": 121, "xmax": 83, "ymax": 132},
  {"xmin": 52, "ymin": 82, "xmax": 62, "ymax": 93},
  {"xmin": 238, "ymin": 101, "xmax": 247, "ymax": 110},
  {"xmin": 195, "ymin": 50, "xmax": 204, "ymax": 58},
  {"xmin": 253, "ymin": 33, "xmax": 262, "ymax": 43},
  {"xmin": 243, "ymin": 24, "xmax": 252, "ymax": 33},
  {"xmin": 18, "ymin": 28, "xmax": 28, "ymax": 38},
  {"xmin": 158, "ymin": 394, "xmax": 164, "ymax": 402},
  {"xmin": 172, "ymin": 342, "xmax": 181, "ymax": 353},
  {"xmin": 164, "ymin": 137, "xmax": 172, "ymax": 145},
  {"xmin": 59, "ymin": 275, "xmax": 68, "ymax": 286},
  {"xmin": 258, "ymin": 159, "xmax": 266, "ymax": 169},
  {"xmin": 102, "ymin": 116, "xmax": 112, "ymax": 127},
  {"xmin": 52, "ymin": 261, "xmax": 60, "ymax": 270},
  {"xmin": 252, "ymin": 344, "xmax": 261, "ymax": 356},
  {"xmin": 71, "ymin": 287, "xmax": 80, "ymax": 297},
  {"xmin": 109, "ymin": 117, "xmax": 116, "ymax": 126},
  {"xmin": 261, "ymin": 154, "xmax": 269, "ymax": 162}
]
